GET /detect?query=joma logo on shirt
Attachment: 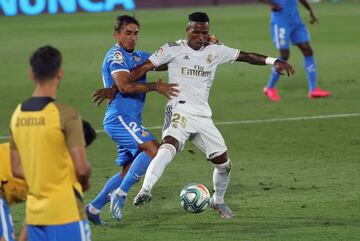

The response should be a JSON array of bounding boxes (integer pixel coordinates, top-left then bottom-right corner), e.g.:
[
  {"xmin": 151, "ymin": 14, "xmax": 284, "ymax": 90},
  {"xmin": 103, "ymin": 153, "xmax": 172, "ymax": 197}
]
[
  {"xmin": 16, "ymin": 117, "xmax": 45, "ymax": 127},
  {"xmin": 181, "ymin": 65, "xmax": 211, "ymax": 78}
]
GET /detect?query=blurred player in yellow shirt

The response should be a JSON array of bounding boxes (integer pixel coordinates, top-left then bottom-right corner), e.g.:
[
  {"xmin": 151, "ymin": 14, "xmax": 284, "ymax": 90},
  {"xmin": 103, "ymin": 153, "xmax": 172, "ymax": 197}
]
[
  {"xmin": 9, "ymin": 46, "xmax": 92, "ymax": 241},
  {"xmin": 0, "ymin": 142, "xmax": 26, "ymax": 241}
]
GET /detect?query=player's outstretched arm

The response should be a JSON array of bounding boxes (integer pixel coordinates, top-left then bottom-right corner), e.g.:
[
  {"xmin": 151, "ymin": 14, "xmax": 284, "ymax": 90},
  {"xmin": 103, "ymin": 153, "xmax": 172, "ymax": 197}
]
[
  {"xmin": 236, "ymin": 51, "xmax": 296, "ymax": 76},
  {"xmin": 129, "ymin": 59, "xmax": 156, "ymax": 81},
  {"xmin": 299, "ymin": 0, "xmax": 318, "ymax": 24},
  {"xmin": 153, "ymin": 64, "xmax": 168, "ymax": 72},
  {"xmin": 113, "ymin": 62, "xmax": 179, "ymax": 99}
]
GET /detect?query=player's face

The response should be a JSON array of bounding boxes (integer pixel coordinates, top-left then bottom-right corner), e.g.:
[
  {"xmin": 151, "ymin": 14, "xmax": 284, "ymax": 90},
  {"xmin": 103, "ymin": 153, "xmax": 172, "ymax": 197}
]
[
  {"xmin": 114, "ymin": 23, "xmax": 139, "ymax": 52},
  {"xmin": 186, "ymin": 22, "xmax": 209, "ymax": 50}
]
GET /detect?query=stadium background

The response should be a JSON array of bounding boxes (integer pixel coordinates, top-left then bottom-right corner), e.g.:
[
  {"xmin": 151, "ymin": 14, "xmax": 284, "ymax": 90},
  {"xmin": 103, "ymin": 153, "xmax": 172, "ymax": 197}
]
[{"xmin": 0, "ymin": 1, "xmax": 359, "ymax": 241}]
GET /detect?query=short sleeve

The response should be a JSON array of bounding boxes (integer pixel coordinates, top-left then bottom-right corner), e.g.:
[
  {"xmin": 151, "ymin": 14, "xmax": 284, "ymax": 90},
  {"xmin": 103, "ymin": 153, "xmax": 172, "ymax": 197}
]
[
  {"xmin": 55, "ymin": 103, "xmax": 86, "ymax": 150},
  {"xmin": 109, "ymin": 50, "xmax": 130, "ymax": 75},
  {"xmin": 217, "ymin": 45, "xmax": 240, "ymax": 65},
  {"xmin": 149, "ymin": 43, "xmax": 174, "ymax": 67}
]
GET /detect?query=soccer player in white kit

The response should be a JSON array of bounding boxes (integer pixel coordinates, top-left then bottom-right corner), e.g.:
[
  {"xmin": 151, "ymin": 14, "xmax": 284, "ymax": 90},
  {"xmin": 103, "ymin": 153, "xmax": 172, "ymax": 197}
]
[{"xmin": 110, "ymin": 12, "xmax": 295, "ymax": 219}]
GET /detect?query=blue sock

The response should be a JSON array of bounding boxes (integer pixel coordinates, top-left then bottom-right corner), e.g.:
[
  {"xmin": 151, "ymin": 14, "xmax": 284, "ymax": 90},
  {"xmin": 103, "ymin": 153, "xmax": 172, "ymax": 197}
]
[
  {"xmin": 267, "ymin": 58, "xmax": 283, "ymax": 89},
  {"xmin": 91, "ymin": 173, "xmax": 123, "ymax": 210},
  {"xmin": 120, "ymin": 151, "xmax": 152, "ymax": 193},
  {"xmin": 304, "ymin": 55, "xmax": 317, "ymax": 91}
]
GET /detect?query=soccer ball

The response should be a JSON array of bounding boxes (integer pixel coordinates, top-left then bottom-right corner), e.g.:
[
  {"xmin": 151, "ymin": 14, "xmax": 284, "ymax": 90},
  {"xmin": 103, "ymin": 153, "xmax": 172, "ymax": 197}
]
[{"xmin": 180, "ymin": 183, "xmax": 211, "ymax": 213}]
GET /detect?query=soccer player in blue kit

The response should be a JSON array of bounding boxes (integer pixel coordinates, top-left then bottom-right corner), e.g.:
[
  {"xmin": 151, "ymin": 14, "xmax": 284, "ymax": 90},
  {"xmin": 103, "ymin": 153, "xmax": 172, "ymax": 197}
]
[
  {"xmin": 261, "ymin": 0, "xmax": 331, "ymax": 101},
  {"xmin": 85, "ymin": 15, "xmax": 178, "ymax": 224}
]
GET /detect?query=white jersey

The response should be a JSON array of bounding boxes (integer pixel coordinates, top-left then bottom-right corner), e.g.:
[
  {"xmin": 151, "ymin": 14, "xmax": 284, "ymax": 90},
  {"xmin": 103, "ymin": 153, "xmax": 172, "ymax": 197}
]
[{"xmin": 149, "ymin": 39, "xmax": 240, "ymax": 117}]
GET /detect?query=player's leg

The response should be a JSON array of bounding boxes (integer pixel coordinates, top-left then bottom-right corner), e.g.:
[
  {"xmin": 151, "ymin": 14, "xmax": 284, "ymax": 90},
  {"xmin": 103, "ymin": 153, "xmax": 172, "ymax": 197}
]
[
  {"xmin": 293, "ymin": 24, "xmax": 331, "ymax": 98},
  {"xmin": 133, "ymin": 136, "xmax": 180, "ymax": 207},
  {"xmin": 191, "ymin": 118, "xmax": 235, "ymax": 218},
  {"xmin": 0, "ymin": 198, "xmax": 15, "ymax": 241},
  {"xmin": 110, "ymin": 140, "xmax": 159, "ymax": 220},
  {"xmin": 210, "ymin": 152, "xmax": 235, "ymax": 219},
  {"xmin": 265, "ymin": 23, "xmax": 290, "ymax": 101},
  {"xmin": 86, "ymin": 118, "xmax": 137, "ymax": 224},
  {"xmin": 117, "ymin": 140, "xmax": 159, "ymax": 196},
  {"xmin": 109, "ymin": 116, "xmax": 159, "ymax": 219},
  {"xmin": 86, "ymin": 147, "xmax": 132, "ymax": 225},
  {"xmin": 134, "ymin": 107, "xmax": 189, "ymax": 207}
]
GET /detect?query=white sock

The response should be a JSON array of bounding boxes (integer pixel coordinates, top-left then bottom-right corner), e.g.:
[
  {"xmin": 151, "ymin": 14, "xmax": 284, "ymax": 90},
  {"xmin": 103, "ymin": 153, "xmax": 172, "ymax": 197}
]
[
  {"xmin": 142, "ymin": 143, "xmax": 177, "ymax": 192},
  {"xmin": 88, "ymin": 204, "xmax": 101, "ymax": 214},
  {"xmin": 212, "ymin": 159, "xmax": 231, "ymax": 204},
  {"xmin": 114, "ymin": 188, "xmax": 127, "ymax": 196}
]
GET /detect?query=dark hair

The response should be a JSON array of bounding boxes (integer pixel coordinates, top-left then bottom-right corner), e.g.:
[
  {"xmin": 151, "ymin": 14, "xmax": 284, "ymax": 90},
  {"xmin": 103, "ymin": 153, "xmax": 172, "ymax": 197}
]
[
  {"xmin": 188, "ymin": 12, "xmax": 209, "ymax": 23},
  {"xmin": 30, "ymin": 45, "xmax": 62, "ymax": 83},
  {"xmin": 82, "ymin": 120, "xmax": 97, "ymax": 147},
  {"xmin": 114, "ymin": 15, "xmax": 140, "ymax": 32}
]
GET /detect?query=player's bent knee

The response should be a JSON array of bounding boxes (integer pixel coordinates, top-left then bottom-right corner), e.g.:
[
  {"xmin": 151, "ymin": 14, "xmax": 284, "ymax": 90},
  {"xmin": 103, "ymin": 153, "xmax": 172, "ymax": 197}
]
[
  {"xmin": 214, "ymin": 159, "xmax": 232, "ymax": 174},
  {"xmin": 209, "ymin": 151, "xmax": 228, "ymax": 164},
  {"xmin": 141, "ymin": 140, "xmax": 160, "ymax": 157},
  {"xmin": 163, "ymin": 136, "xmax": 181, "ymax": 151},
  {"xmin": 303, "ymin": 48, "xmax": 313, "ymax": 57}
]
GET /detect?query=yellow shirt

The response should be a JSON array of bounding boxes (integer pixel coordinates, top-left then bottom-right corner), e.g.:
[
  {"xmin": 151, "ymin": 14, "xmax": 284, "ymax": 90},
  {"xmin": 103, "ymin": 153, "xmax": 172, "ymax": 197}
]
[
  {"xmin": 10, "ymin": 98, "xmax": 86, "ymax": 225},
  {"xmin": 0, "ymin": 143, "xmax": 27, "ymax": 204},
  {"xmin": 0, "ymin": 143, "xmax": 11, "ymax": 189}
]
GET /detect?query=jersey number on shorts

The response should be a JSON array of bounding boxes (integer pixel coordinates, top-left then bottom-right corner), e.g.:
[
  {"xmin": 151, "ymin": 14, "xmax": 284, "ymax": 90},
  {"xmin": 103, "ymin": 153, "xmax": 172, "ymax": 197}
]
[
  {"xmin": 171, "ymin": 113, "xmax": 187, "ymax": 128},
  {"xmin": 278, "ymin": 27, "xmax": 286, "ymax": 46}
]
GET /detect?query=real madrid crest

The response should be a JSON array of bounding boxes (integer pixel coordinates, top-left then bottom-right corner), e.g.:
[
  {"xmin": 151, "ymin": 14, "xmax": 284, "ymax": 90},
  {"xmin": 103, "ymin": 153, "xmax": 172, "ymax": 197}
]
[{"xmin": 207, "ymin": 53, "xmax": 213, "ymax": 64}]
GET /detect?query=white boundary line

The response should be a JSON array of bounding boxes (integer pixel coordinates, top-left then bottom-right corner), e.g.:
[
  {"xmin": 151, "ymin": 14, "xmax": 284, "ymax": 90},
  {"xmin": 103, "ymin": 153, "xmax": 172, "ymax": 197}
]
[{"xmin": 1, "ymin": 113, "xmax": 359, "ymax": 140}]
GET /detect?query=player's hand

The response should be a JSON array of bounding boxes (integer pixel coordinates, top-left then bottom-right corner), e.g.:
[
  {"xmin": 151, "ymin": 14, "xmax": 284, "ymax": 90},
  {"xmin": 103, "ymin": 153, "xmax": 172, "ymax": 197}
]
[
  {"xmin": 274, "ymin": 60, "xmax": 296, "ymax": 77},
  {"xmin": 207, "ymin": 35, "xmax": 220, "ymax": 44},
  {"xmin": 155, "ymin": 78, "xmax": 180, "ymax": 99},
  {"xmin": 91, "ymin": 86, "xmax": 118, "ymax": 106},
  {"xmin": 309, "ymin": 11, "xmax": 319, "ymax": 24},
  {"xmin": 271, "ymin": 4, "xmax": 282, "ymax": 12}
]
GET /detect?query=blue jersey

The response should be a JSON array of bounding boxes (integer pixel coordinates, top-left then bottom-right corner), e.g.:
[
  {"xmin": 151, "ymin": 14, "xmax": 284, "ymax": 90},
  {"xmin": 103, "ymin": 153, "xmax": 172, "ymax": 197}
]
[
  {"xmin": 271, "ymin": 0, "xmax": 303, "ymax": 24},
  {"xmin": 102, "ymin": 44, "xmax": 150, "ymax": 124},
  {"xmin": 270, "ymin": 0, "xmax": 309, "ymax": 49}
]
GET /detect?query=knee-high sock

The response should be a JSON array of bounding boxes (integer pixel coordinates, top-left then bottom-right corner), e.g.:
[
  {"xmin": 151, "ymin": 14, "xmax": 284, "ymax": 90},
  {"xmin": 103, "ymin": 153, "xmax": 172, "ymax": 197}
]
[
  {"xmin": 119, "ymin": 151, "xmax": 152, "ymax": 194},
  {"xmin": 141, "ymin": 144, "xmax": 177, "ymax": 192},
  {"xmin": 212, "ymin": 159, "xmax": 231, "ymax": 204},
  {"xmin": 91, "ymin": 173, "xmax": 123, "ymax": 211},
  {"xmin": 304, "ymin": 55, "xmax": 317, "ymax": 91}
]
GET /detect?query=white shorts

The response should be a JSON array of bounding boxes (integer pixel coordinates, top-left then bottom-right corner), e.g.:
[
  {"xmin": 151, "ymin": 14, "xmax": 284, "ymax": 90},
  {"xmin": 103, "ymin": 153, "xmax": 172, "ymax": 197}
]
[{"xmin": 162, "ymin": 105, "xmax": 227, "ymax": 159}]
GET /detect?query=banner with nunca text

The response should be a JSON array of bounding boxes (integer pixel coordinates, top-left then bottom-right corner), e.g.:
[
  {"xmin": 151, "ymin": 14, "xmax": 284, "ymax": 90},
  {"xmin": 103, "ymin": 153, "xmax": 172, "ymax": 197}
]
[{"xmin": 0, "ymin": 0, "xmax": 256, "ymax": 17}]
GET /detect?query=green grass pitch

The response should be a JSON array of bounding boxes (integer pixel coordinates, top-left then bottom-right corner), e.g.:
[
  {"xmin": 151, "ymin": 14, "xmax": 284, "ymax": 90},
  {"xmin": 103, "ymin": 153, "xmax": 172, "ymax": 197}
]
[{"xmin": 1, "ymin": 2, "xmax": 360, "ymax": 241}]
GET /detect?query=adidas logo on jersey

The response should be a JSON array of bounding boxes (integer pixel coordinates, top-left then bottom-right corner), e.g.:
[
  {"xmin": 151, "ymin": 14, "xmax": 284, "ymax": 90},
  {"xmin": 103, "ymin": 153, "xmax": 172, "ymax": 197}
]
[{"xmin": 183, "ymin": 55, "xmax": 190, "ymax": 60}]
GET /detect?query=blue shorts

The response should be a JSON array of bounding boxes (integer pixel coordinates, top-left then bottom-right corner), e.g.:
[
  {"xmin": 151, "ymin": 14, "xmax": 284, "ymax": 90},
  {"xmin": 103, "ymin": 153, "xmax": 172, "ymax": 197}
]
[
  {"xmin": 271, "ymin": 21, "xmax": 310, "ymax": 49},
  {"xmin": 28, "ymin": 220, "xmax": 91, "ymax": 241},
  {"xmin": 0, "ymin": 198, "xmax": 15, "ymax": 241},
  {"xmin": 104, "ymin": 114, "xmax": 156, "ymax": 167}
]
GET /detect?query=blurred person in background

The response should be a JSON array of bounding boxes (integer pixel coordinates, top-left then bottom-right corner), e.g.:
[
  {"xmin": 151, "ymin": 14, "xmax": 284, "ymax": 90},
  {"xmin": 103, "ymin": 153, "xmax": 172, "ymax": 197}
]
[
  {"xmin": 10, "ymin": 46, "xmax": 92, "ymax": 241},
  {"xmin": 260, "ymin": 0, "xmax": 331, "ymax": 101}
]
